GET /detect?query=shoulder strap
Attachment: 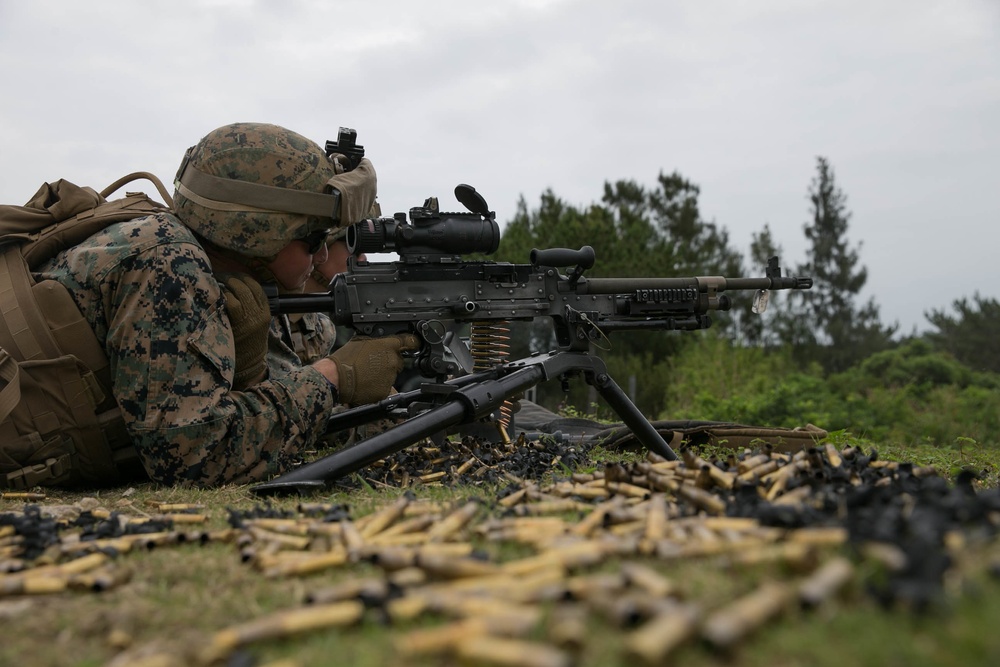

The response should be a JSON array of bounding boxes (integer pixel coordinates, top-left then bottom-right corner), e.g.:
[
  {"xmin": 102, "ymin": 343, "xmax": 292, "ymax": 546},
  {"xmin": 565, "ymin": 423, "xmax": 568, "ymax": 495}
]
[{"xmin": 0, "ymin": 248, "xmax": 61, "ymax": 361}]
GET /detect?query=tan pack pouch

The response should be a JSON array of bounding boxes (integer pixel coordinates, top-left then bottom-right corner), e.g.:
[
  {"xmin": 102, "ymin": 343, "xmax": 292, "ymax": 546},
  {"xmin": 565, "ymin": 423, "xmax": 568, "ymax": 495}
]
[{"xmin": 0, "ymin": 350, "xmax": 117, "ymax": 488}]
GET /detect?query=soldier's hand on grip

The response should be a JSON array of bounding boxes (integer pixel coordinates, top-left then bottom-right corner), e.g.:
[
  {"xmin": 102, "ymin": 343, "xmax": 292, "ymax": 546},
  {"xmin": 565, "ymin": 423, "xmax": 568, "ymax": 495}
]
[
  {"xmin": 329, "ymin": 333, "xmax": 420, "ymax": 406},
  {"xmin": 220, "ymin": 274, "xmax": 271, "ymax": 390}
]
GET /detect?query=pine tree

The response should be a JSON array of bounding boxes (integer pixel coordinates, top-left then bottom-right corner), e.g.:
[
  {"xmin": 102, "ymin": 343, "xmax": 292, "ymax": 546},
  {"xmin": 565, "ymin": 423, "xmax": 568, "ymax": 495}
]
[
  {"xmin": 925, "ymin": 293, "xmax": 1000, "ymax": 373},
  {"xmin": 786, "ymin": 157, "xmax": 895, "ymax": 371}
]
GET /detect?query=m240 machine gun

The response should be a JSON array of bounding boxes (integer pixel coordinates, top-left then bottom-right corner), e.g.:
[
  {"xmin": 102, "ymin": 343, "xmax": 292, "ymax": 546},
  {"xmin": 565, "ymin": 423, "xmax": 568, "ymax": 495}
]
[{"xmin": 251, "ymin": 185, "xmax": 812, "ymax": 495}]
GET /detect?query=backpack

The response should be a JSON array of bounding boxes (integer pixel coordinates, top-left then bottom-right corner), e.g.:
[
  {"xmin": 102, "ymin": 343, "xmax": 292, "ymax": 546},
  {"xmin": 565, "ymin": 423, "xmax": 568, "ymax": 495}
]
[{"xmin": 0, "ymin": 172, "xmax": 173, "ymax": 488}]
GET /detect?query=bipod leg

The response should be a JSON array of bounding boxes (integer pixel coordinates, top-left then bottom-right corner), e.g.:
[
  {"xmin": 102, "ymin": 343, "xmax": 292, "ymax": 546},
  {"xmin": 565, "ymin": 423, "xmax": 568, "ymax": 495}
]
[
  {"xmin": 251, "ymin": 363, "xmax": 547, "ymax": 496},
  {"xmin": 588, "ymin": 368, "xmax": 678, "ymax": 461}
]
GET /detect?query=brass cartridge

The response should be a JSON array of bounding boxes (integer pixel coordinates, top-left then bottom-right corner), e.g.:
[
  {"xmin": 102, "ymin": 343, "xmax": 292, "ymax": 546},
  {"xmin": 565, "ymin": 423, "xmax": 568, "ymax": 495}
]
[
  {"xmin": 68, "ymin": 565, "xmax": 133, "ymax": 592},
  {"xmin": 427, "ymin": 501, "xmax": 480, "ymax": 541},
  {"xmin": 263, "ymin": 549, "xmax": 349, "ymax": 578},
  {"xmin": 676, "ymin": 485, "xmax": 727, "ymax": 515},
  {"xmin": 620, "ymin": 561, "xmax": 677, "ymax": 598},
  {"xmin": 201, "ymin": 600, "xmax": 365, "ymax": 663},
  {"xmin": 799, "ymin": 556, "xmax": 855, "ymax": 608},
  {"xmin": 737, "ymin": 454, "xmax": 771, "ymax": 474},
  {"xmin": 416, "ymin": 552, "xmax": 499, "ymax": 579},
  {"xmin": 248, "ymin": 526, "xmax": 312, "ymax": 551},
  {"xmin": 454, "ymin": 635, "xmax": 572, "ymax": 667},
  {"xmin": 701, "ymin": 581, "xmax": 795, "ymax": 649},
  {"xmin": 605, "ymin": 481, "xmax": 652, "ymax": 499},
  {"xmin": 1, "ymin": 492, "xmax": 47, "ymax": 501},
  {"xmin": 305, "ymin": 577, "xmax": 389, "ymax": 605},
  {"xmin": 155, "ymin": 503, "xmax": 206, "ymax": 513},
  {"xmin": 823, "ymin": 443, "xmax": 843, "ymax": 468},
  {"xmin": 786, "ymin": 527, "xmax": 848, "ymax": 547},
  {"xmin": 738, "ymin": 459, "xmax": 780, "ymax": 482},
  {"xmin": 547, "ymin": 603, "xmax": 588, "ymax": 651},
  {"xmin": 624, "ymin": 603, "xmax": 701, "ymax": 665}
]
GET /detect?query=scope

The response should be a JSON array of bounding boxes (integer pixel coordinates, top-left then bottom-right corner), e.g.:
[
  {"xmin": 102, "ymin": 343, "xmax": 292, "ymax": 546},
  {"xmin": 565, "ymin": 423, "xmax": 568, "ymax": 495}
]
[{"xmin": 346, "ymin": 184, "xmax": 500, "ymax": 259}]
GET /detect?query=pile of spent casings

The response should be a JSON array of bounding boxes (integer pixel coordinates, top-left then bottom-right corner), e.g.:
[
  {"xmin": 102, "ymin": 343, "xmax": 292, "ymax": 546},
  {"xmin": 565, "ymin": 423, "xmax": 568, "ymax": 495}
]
[{"xmin": 3, "ymin": 439, "xmax": 1000, "ymax": 666}]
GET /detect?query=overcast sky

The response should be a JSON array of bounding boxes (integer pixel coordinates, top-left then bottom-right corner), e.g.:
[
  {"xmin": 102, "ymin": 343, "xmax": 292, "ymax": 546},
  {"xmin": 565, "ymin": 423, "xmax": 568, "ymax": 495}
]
[{"xmin": 1, "ymin": 0, "xmax": 997, "ymax": 334}]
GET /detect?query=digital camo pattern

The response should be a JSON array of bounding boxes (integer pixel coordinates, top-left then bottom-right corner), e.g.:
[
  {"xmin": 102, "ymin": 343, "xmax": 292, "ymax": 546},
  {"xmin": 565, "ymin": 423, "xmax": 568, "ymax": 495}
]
[
  {"xmin": 174, "ymin": 122, "xmax": 337, "ymax": 258},
  {"xmin": 32, "ymin": 212, "xmax": 338, "ymax": 486},
  {"xmin": 272, "ymin": 313, "xmax": 338, "ymax": 365}
]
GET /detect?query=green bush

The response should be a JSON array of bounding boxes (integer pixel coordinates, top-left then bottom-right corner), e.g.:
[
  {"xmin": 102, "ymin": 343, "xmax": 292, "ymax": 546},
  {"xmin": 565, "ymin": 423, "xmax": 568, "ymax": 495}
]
[{"xmin": 659, "ymin": 336, "xmax": 1000, "ymax": 446}]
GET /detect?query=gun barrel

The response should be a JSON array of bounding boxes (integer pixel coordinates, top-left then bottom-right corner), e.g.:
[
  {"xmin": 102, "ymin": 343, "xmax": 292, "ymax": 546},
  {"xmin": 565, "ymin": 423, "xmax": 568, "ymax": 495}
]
[
  {"xmin": 583, "ymin": 275, "xmax": 810, "ymax": 294},
  {"xmin": 266, "ymin": 290, "xmax": 337, "ymax": 316}
]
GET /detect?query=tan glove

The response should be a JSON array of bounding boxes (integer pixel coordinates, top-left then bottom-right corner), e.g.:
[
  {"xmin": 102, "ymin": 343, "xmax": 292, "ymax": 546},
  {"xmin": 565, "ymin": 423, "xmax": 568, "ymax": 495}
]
[
  {"xmin": 329, "ymin": 333, "xmax": 420, "ymax": 406},
  {"xmin": 325, "ymin": 157, "xmax": 377, "ymax": 225},
  {"xmin": 220, "ymin": 274, "xmax": 271, "ymax": 390}
]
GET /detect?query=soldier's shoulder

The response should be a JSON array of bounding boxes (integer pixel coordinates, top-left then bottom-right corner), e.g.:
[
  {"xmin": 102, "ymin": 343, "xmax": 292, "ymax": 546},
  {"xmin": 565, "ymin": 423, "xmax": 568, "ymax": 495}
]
[{"xmin": 96, "ymin": 211, "xmax": 201, "ymax": 249}]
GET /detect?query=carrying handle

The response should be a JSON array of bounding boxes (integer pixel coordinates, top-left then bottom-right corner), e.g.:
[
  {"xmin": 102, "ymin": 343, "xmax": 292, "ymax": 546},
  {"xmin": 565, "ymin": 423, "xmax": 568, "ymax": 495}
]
[{"xmin": 100, "ymin": 172, "xmax": 175, "ymax": 209}]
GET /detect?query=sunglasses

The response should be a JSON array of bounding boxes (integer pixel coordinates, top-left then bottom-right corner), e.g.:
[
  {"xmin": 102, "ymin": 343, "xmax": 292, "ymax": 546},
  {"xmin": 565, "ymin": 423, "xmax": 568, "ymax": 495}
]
[{"xmin": 300, "ymin": 229, "xmax": 332, "ymax": 254}]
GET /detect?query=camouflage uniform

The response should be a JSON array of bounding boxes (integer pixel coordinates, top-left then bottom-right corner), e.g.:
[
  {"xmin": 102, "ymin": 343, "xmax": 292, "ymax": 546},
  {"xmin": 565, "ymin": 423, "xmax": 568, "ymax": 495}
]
[
  {"xmin": 273, "ymin": 313, "xmax": 338, "ymax": 365},
  {"xmin": 33, "ymin": 212, "xmax": 338, "ymax": 486}
]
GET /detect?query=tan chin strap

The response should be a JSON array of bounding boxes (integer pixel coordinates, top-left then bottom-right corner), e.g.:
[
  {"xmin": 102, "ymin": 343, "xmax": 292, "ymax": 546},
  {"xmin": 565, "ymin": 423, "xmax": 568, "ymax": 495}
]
[{"xmin": 175, "ymin": 150, "xmax": 340, "ymax": 220}]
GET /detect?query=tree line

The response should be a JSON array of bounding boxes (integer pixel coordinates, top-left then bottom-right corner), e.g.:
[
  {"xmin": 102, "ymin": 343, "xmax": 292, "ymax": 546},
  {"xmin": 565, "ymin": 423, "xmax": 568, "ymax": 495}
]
[{"xmin": 492, "ymin": 157, "xmax": 1000, "ymax": 421}]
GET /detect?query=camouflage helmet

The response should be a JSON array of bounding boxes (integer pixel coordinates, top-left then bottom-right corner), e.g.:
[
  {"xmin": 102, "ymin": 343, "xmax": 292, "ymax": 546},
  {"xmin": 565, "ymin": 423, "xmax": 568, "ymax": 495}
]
[{"xmin": 173, "ymin": 122, "xmax": 342, "ymax": 258}]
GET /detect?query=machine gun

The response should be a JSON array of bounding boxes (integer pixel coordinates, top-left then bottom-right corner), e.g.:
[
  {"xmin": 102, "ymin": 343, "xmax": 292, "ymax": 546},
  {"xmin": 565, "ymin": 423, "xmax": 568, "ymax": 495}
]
[{"xmin": 251, "ymin": 185, "xmax": 812, "ymax": 495}]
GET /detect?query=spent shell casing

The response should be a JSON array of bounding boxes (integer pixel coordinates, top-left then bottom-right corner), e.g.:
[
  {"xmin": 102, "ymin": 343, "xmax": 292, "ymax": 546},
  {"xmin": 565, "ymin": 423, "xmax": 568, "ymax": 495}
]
[
  {"xmin": 770, "ymin": 485, "xmax": 812, "ymax": 506},
  {"xmin": 498, "ymin": 488, "xmax": 528, "ymax": 508},
  {"xmin": 799, "ymin": 556, "xmax": 855, "ymax": 608},
  {"xmin": 244, "ymin": 519, "xmax": 311, "ymax": 536},
  {"xmin": 373, "ymin": 513, "xmax": 436, "ymax": 540},
  {"xmin": 641, "ymin": 495, "xmax": 667, "ymax": 549},
  {"xmin": 623, "ymin": 603, "xmax": 701, "ymax": 665},
  {"xmin": 546, "ymin": 603, "xmax": 588, "ymax": 651},
  {"xmin": 787, "ymin": 527, "xmax": 848, "ymax": 547},
  {"xmin": 416, "ymin": 552, "xmax": 499, "ymax": 579},
  {"xmin": 1, "ymin": 492, "xmax": 47, "ymax": 501},
  {"xmin": 728, "ymin": 542, "xmax": 817, "ymax": 572},
  {"xmin": 453, "ymin": 635, "xmax": 572, "ymax": 667},
  {"xmin": 386, "ymin": 594, "xmax": 430, "ymax": 622},
  {"xmin": 395, "ymin": 613, "xmax": 539, "ymax": 655},
  {"xmin": 338, "ymin": 519, "xmax": 366, "ymax": 553},
  {"xmin": 68, "ymin": 565, "xmax": 133, "ymax": 592},
  {"xmin": 155, "ymin": 503, "xmax": 205, "ymax": 512},
  {"xmin": 248, "ymin": 526, "xmax": 312, "ymax": 551},
  {"xmin": 823, "ymin": 442, "xmax": 843, "ymax": 468},
  {"xmin": 564, "ymin": 572, "xmax": 627, "ymax": 601},
  {"xmin": 676, "ymin": 485, "xmax": 727, "ymax": 515},
  {"xmin": 201, "ymin": 600, "xmax": 365, "ymax": 663},
  {"xmin": 427, "ymin": 501, "xmax": 480, "ymax": 541},
  {"xmin": 737, "ymin": 454, "xmax": 772, "ymax": 474},
  {"xmin": 701, "ymin": 581, "xmax": 795, "ymax": 649},
  {"xmin": 263, "ymin": 549, "xmax": 349, "ymax": 578},
  {"xmin": 738, "ymin": 459, "xmax": 780, "ymax": 482},
  {"xmin": 305, "ymin": 578, "xmax": 389, "ymax": 605},
  {"xmin": 620, "ymin": 561, "xmax": 677, "ymax": 598},
  {"xmin": 604, "ymin": 481, "xmax": 652, "ymax": 499}
]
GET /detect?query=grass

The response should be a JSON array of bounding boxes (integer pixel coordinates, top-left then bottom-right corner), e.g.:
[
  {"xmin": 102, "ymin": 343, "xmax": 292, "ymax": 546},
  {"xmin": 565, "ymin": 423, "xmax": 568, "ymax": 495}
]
[{"xmin": 2, "ymin": 433, "xmax": 1000, "ymax": 667}]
